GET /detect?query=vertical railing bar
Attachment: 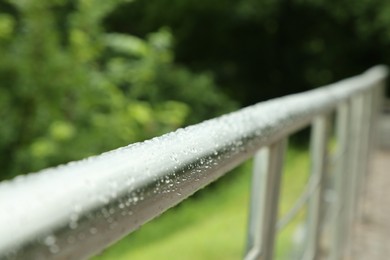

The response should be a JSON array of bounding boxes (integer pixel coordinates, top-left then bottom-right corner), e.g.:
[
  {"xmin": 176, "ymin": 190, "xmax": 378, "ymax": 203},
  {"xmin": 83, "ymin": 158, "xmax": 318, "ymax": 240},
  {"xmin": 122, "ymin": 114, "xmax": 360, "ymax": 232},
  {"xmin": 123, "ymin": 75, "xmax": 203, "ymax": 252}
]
[
  {"xmin": 344, "ymin": 80, "xmax": 385, "ymax": 258},
  {"xmin": 356, "ymin": 90, "xmax": 373, "ymax": 215},
  {"xmin": 350, "ymin": 95, "xmax": 366, "ymax": 217},
  {"xmin": 372, "ymin": 81, "xmax": 386, "ymax": 148},
  {"xmin": 245, "ymin": 138, "xmax": 287, "ymax": 260},
  {"xmin": 343, "ymin": 94, "xmax": 365, "ymax": 258},
  {"xmin": 369, "ymin": 85, "xmax": 381, "ymax": 155},
  {"xmin": 364, "ymin": 89, "xmax": 375, "ymax": 169},
  {"xmin": 329, "ymin": 102, "xmax": 350, "ymax": 260},
  {"xmin": 304, "ymin": 114, "xmax": 331, "ymax": 260},
  {"xmin": 329, "ymin": 82, "xmax": 384, "ymax": 260},
  {"xmin": 358, "ymin": 87, "xmax": 379, "ymax": 222},
  {"xmin": 245, "ymin": 150, "xmax": 265, "ymax": 259}
]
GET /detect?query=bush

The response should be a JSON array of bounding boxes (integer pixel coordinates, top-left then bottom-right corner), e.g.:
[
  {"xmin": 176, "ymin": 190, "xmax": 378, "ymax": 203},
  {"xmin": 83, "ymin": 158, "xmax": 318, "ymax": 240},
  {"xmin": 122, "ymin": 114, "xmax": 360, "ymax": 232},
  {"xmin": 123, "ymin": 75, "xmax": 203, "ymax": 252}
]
[{"xmin": 0, "ymin": 0, "xmax": 236, "ymax": 180}]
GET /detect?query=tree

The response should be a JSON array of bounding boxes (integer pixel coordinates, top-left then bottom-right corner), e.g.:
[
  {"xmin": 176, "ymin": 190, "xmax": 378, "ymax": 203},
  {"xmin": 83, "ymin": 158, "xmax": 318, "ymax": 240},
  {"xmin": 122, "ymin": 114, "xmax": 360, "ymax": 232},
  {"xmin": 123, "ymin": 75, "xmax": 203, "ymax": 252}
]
[
  {"xmin": 0, "ymin": 0, "xmax": 236, "ymax": 180},
  {"xmin": 105, "ymin": 0, "xmax": 390, "ymax": 104}
]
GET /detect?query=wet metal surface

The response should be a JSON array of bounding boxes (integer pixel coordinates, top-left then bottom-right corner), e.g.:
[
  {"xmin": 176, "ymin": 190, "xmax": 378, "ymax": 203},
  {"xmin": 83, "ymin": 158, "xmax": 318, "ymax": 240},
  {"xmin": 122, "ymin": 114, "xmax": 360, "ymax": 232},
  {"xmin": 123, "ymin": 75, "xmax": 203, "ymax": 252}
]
[{"xmin": 0, "ymin": 67, "xmax": 387, "ymax": 259}]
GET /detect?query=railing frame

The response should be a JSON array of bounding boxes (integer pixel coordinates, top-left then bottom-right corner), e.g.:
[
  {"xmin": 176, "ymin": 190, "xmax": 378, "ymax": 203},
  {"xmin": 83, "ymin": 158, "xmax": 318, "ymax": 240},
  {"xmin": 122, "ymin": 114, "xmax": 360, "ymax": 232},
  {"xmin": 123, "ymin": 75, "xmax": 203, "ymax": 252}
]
[
  {"xmin": 0, "ymin": 66, "xmax": 387, "ymax": 260},
  {"xmin": 245, "ymin": 139, "xmax": 287, "ymax": 260}
]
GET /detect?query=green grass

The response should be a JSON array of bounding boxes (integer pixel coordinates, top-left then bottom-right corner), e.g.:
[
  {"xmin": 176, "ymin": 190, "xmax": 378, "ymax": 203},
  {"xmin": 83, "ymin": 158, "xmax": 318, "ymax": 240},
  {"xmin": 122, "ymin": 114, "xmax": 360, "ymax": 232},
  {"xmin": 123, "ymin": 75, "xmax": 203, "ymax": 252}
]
[
  {"xmin": 276, "ymin": 147, "xmax": 310, "ymax": 259},
  {"xmin": 93, "ymin": 146, "xmax": 310, "ymax": 260}
]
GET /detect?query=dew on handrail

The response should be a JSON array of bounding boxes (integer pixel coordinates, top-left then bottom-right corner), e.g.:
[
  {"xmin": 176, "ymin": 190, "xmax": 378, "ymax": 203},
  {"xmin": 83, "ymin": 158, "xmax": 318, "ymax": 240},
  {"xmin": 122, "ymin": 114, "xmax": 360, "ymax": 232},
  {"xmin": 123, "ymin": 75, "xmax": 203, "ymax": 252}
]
[
  {"xmin": 44, "ymin": 235, "xmax": 56, "ymax": 246},
  {"xmin": 49, "ymin": 245, "xmax": 60, "ymax": 254},
  {"xmin": 69, "ymin": 221, "xmax": 78, "ymax": 230},
  {"xmin": 44, "ymin": 235, "xmax": 60, "ymax": 254}
]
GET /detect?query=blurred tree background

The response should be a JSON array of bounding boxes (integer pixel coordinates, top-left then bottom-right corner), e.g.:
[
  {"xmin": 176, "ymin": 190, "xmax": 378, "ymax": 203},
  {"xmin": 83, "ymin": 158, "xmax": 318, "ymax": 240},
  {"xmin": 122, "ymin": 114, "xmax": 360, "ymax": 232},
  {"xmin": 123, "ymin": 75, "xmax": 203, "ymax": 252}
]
[
  {"xmin": 0, "ymin": 0, "xmax": 236, "ymax": 180},
  {"xmin": 106, "ymin": 0, "xmax": 390, "ymax": 104},
  {"xmin": 0, "ymin": 0, "xmax": 389, "ymax": 181}
]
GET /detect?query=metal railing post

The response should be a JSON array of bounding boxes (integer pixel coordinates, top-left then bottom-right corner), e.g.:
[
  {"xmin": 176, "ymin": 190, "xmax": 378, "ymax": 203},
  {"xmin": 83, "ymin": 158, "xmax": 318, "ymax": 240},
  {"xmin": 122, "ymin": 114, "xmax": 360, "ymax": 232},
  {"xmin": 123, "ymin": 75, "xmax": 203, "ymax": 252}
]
[
  {"xmin": 372, "ymin": 81, "xmax": 386, "ymax": 148},
  {"xmin": 356, "ymin": 91, "xmax": 374, "ymax": 210},
  {"xmin": 245, "ymin": 139, "xmax": 287, "ymax": 260},
  {"xmin": 305, "ymin": 115, "xmax": 331, "ymax": 260},
  {"xmin": 344, "ymin": 94, "xmax": 365, "ymax": 256},
  {"xmin": 329, "ymin": 102, "xmax": 350, "ymax": 260}
]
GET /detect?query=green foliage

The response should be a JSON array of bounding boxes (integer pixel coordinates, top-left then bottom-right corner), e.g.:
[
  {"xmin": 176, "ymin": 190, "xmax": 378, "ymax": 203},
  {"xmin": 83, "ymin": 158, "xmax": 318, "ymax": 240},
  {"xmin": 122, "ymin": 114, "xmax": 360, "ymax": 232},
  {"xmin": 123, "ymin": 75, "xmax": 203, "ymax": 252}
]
[
  {"xmin": 0, "ymin": 0, "xmax": 236, "ymax": 180},
  {"xmin": 106, "ymin": 0, "xmax": 390, "ymax": 104}
]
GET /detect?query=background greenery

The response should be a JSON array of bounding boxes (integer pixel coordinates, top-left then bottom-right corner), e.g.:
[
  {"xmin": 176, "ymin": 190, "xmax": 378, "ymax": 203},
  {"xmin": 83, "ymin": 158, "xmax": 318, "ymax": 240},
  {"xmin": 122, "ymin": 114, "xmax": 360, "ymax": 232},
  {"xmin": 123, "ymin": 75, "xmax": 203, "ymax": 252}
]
[
  {"xmin": 0, "ymin": 0, "xmax": 388, "ymax": 259},
  {"xmin": 1, "ymin": 0, "xmax": 389, "ymax": 180},
  {"xmin": 0, "ymin": 0, "xmax": 236, "ymax": 180},
  {"xmin": 106, "ymin": 0, "xmax": 390, "ymax": 105}
]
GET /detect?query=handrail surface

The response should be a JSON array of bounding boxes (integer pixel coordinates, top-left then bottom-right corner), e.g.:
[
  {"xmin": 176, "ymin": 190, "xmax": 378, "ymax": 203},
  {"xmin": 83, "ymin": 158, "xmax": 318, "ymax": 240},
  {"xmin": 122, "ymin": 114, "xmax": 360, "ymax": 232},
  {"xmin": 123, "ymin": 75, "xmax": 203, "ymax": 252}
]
[{"xmin": 0, "ymin": 66, "xmax": 387, "ymax": 259}]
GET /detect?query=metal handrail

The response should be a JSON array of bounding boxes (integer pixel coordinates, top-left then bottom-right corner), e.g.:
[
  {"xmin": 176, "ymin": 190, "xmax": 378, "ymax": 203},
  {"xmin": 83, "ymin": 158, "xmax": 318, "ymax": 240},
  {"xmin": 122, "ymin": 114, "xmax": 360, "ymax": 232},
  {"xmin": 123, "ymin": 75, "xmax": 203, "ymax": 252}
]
[{"xmin": 0, "ymin": 66, "xmax": 387, "ymax": 260}]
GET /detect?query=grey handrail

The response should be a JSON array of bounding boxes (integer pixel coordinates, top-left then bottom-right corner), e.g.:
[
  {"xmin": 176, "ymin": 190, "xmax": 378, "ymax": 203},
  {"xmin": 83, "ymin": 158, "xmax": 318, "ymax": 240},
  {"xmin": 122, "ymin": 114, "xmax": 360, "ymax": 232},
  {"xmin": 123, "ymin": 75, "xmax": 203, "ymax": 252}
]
[{"xmin": 0, "ymin": 66, "xmax": 387, "ymax": 260}]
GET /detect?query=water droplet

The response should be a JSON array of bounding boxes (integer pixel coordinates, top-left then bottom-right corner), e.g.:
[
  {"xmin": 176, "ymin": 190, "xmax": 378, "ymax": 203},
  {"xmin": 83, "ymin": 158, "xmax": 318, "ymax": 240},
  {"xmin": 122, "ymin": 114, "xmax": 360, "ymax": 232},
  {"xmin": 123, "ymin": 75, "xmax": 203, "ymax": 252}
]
[
  {"xmin": 99, "ymin": 195, "xmax": 109, "ymax": 204},
  {"xmin": 49, "ymin": 245, "xmax": 60, "ymax": 254},
  {"xmin": 73, "ymin": 205, "xmax": 82, "ymax": 213},
  {"xmin": 69, "ymin": 221, "xmax": 78, "ymax": 229},
  {"xmin": 90, "ymin": 227, "xmax": 98, "ymax": 234},
  {"xmin": 44, "ymin": 235, "xmax": 56, "ymax": 246},
  {"xmin": 70, "ymin": 213, "xmax": 79, "ymax": 222},
  {"xmin": 101, "ymin": 208, "xmax": 110, "ymax": 218}
]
